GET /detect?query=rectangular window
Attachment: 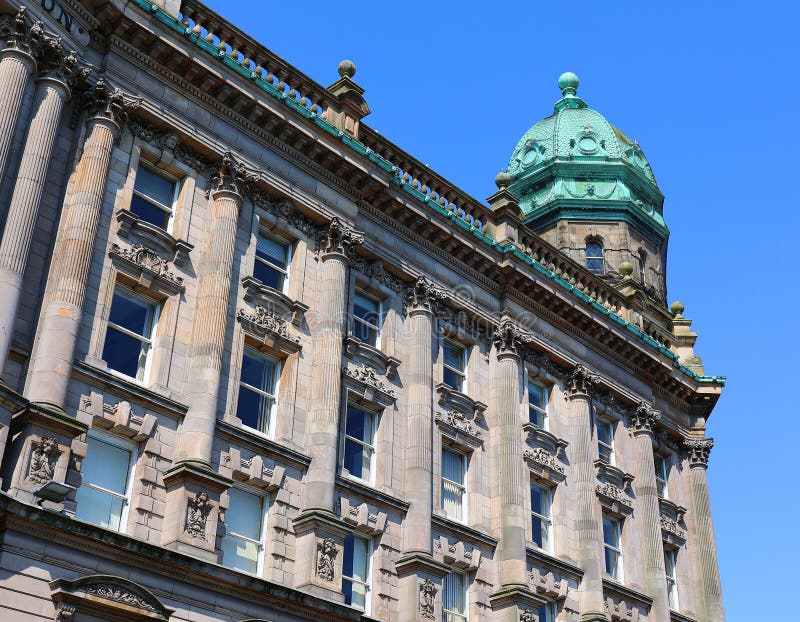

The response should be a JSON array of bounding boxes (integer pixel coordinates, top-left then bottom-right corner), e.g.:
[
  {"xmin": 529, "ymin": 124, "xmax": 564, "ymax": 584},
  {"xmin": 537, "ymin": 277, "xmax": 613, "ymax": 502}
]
[
  {"xmin": 443, "ymin": 572, "xmax": 467, "ymax": 622},
  {"xmin": 442, "ymin": 339, "xmax": 466, "ymax": 393},
  {"xmin": 254, "ymin": 232, "xmax": 290, "ymax": 292},
  {"xmin": 537, "ymin": 603, "xmax": 556, "ymax": 622},
  {"xmin": 602, "ymin": 515, "xmax": 623, "ymax": 581},
  {"xmin": 352, "ymin": 291, "xmax": 381, "ymax": 347},
  {"xmin": 343, "ymin": 403, "xmax": 377, "ymax": 483},
  {"xmin": 236, "ymin": 349, "xmax": 279, "ymax": 435},
  {"xmin": 528, "ymin": 378, "xmax": 548, "ymax": 429},
  {"xmin": 130, "ymin": 163, "xmax": 176, "ymax": 230},
  {"xmin": 664, "ymin": 548, "xmax": 679, "ymax": 610},
  {"xmin": 102, "ymin": 286, "xmax": 157, "ymax": 381},
  {"xmin": 342, "ymin": 533, "xmax": 371, "ymax": 612},
  {"xmin": 441, "ymin": 448, "xmax": 466, "ymax": 522},
  {"xmin": 76, "ymin": 433, "xmax": 134, "ymax": 532},
  {"xmin": 221, "ymin": 487, "xmax": 265, "ymax": 574},
  {"xmin": 596, "ymin": 417, "xmax": 615, "ymax": 465},
  {"xmin": 530, "ymin": 482, "xmax": 552, "ymax": 551},
  {"xmin": 655, "ymin": 454, "xmax": 668, "ymax": 499}
]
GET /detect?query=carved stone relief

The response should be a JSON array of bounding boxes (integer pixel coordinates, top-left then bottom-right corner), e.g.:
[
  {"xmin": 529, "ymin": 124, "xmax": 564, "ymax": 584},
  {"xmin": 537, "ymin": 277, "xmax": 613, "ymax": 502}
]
[
  {"xmin": 185, "ymin": 492, "xmax": 212, "ymax": 540},
  {"xmin": 419, "ymin": 578, "xmax": 437, "ymax": 619},
  {"xmin": 27, "ymin": 436, "xmax": 61, "ymax": 484},
  {"xmin": 316, "ymin": 537, "xmax": 338, "ymax": 581}
]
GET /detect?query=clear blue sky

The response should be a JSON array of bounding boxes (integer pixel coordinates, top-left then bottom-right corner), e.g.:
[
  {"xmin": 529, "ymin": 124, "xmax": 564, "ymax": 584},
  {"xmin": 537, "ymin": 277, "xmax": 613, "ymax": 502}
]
[{"xmin": 204, "ymin": 2, "xmax": 796, "ymax": 618}]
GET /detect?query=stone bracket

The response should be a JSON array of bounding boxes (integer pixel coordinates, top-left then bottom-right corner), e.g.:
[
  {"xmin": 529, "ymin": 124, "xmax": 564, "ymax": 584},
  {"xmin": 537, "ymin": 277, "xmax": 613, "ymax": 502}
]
[
  {"xmin": 115, "ymin": 209, "xmax": 193, "ymax": 266},
  {"xmin": 336, "ymin": 496, "xmax": 387, "ymax": 535},
  {"xmin": 79, "ymin": 392, "xmax": 157, "ymax": 442},
  {"xmin": 223, "ymin": 447, "xmax": 285, "ymax": 491},
  {"xmin": 433, "ymin": 535, "xmax": 481, "ymax": 572}
]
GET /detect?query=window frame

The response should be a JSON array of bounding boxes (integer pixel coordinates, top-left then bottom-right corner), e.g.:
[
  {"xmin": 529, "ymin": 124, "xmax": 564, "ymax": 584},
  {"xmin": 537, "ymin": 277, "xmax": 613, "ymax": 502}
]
[
  {"xmin": 638, "ymin": 250, "xmax": 648, "ymax": 285},
  {"xmin": 254, "ymin": 229, "xmax": 292, "ymax": 294},
  {"xmin": 220, "ymin": 485, "xmax": 268, "ymax": 576},
  {"xmin": 442, "ymin": 338, "xmax": 467, "ymax": 394},
  {"xmin": 664, "ymin": 548, "xmax": 679, "ymax": 610},
  {"xmin": 342, "ymin": 533, "xmax": 372, "ymax": 613},
  {"xmin": 595, "ymin": 416, "xmax": 615, "ymax": 466},
  {"xmin": 585, "ymin": 239, "xmax": 605, "ymax": 275},
  {"xmin": 527, "ymin": 377, "xmax": 549, "ymax": 430},
  {"xmin": 530, "ymin": 480, "xmax": 553, "ymax": 552},
  {"xmin": 442, "ymin": 571, "xmax": 468, "ymax": 622},
  {"xmin": 602, "ymin": 514, "xmax": 624, "ymax": 581},
  {"xmin": 537, "ymin": 602, "xmax": 557, "ymax": 622},
  {"xmin": 236, "ymin": 347, "xmax": 281, "ymax": 437},
  {"xmin": 441, "ymin": 447, "xmax": 467, "ymax": 523},
  {"xmin": 130, "ymin": 161, "xmax": 179, "ymax": 233},
  {"xmin": 342, "ymin": 401, "xmax": 379, "ymax": 485},
  {"xmin": 654, "ymin": 454, "xmax": 669, "ymax": 500},
  {"xmin": 76, "ymin": 430, "xmax": 136, "ymax": 534},
  {"xmin": 352, "ymin": 289, "xmax": 382, "ymax": 349},
  {"xmin": 102, "ymin": 284, "xmax": 159, "ymax": 383}
]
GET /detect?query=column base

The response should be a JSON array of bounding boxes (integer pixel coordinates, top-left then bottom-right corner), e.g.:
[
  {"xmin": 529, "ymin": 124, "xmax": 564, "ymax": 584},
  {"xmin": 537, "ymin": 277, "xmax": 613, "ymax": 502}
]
[
  {"xmin": 580, "ymin": 613, "xmax": 608, "ymax": 622},
  {"xmin": 293, "ymin": 509, "xmax": 350, "ymax": 602},
  {"xmin": 161, "ymin": 462, "xmax": 231, "ymax": 563}
]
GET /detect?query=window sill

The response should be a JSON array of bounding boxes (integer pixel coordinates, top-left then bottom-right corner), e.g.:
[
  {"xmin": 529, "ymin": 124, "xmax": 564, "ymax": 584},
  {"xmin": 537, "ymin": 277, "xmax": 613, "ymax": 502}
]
[{"xmin": 115, "ymin": 208, "xmax": 193, "ymax": 266}]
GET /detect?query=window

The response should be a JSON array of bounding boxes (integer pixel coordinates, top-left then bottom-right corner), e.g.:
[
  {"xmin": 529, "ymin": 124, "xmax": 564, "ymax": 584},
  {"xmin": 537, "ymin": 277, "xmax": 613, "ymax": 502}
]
[
  {"xmin": 664, "ymin": 548, "xmax": 679, "ymax": 610},
  {"xmin": 102, "ymin": 286, "xmax": 157, "ymax": 381},
  {"xmin": 441, "ymin": 448, "xmax": 466, "ymax": 522},
  {"xmin": 596, "ymin": 417, "xmax": 615, "ymax": 465},
  {"xmin": 537, "ymin": 603, "xmax": 557, "ymax": 622},
  {"xmin": 442, "ymin": 572, "xmax": 467, "ymax": 622},
  {"xmin": 343, "ymin": 403, "xmax": 377, "ymax": 483},
  {"xmin": 586, "ymin": 240, "xmax": 605, "ymax": 275},
  {"xmin": 236, "ymin": 349, "xmax": 279, "ymax": 435},
  {"xmin": 602, "ymin": 515, "xmax": 623, "ymax": 581},
  {"xmin": 352, "ymin": 291, "xmax": 381, "ymax": 347},
  {"xmin": 638, "ymin": 250, "xmax": 647, "ymax": 285},
  {"xmin": 221, "ymin": 487, "xmax": 265, "ymax": 574},
  {"xmin": 530, "ymin": 482, "xmax": 553, "ymax": 551},
  {"xmin": 254, "ymin": 232, "xmax": 290, "ymax": 292},
  {"xmin": 442, "ymin": 339, "xmax": 466, "ymax": 393},
  {"xmin": 130, "ymin": 163, "xmax": 176, "ymax": 230},
  {"xmin": 655, "ymin": 454, "xmax": 669, "ymax": 499},
  {"xmin": 342, "ymin": 533, "xmax": 371, "ymax": 612},
  {"xmin": 528, "ymin": 378, "xmax": 548, "ymax": 429},
  {"xmin": 76, "ymin": 432, "xmax": 134, "ymax": 532}
]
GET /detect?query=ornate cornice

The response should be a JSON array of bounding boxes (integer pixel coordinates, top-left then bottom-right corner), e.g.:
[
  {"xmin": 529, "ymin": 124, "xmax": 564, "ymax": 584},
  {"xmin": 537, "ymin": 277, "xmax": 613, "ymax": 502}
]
[
  {"xmin": 126, "ymin": 113, "xmax": 212, "ymax": 172},
  {"xmin": 236, "ymin": 305, "xmax": 300, "ymax": 353},
  {"xmin": 565, "ymin": 364, "xmax": 600, "ymax": 398},
  {"xmin": 342, "ymin": 362, "xmax": 395, "ymax": 399},
  {"xmin": 435, "ymin": 409, "xmax": 483, "ymax": 449},
  {"xmin": 683, "ymin": 437, "xmax": 713, "ymax": 468},
  {"xmin": 249, "ymin": 188, "xmax": 316, "ymax": 237},
  {"xmin": 109, "ymin": 242, "xmax": 185, "ymax": 294},
  {"xmin": 403, "ymin": 275, "xmax": 448, "ymax": 316},
  {"xmin": 316, "ymin": 216, "xmax": 364, "ymax": 258},
  {"xmin": 524, "ymin": 447, "xmax": 566, "ymax": 484},
  {"xmin": 628, "ymin": 400, "xmax": 660, "ymax": 436}
]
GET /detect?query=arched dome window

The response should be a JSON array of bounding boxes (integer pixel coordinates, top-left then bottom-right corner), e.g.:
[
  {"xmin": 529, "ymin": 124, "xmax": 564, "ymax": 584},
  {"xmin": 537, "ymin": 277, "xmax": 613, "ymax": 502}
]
[{"xmin": 586, "ymin": 240, "xmax": 605, "ymax": 275}]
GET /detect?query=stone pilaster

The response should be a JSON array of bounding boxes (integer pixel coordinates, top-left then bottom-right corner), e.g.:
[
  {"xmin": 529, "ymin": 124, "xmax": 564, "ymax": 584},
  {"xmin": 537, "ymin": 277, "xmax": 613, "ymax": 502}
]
[
  {"xmin": 0, "ymin": 9, "xmax": 41, "ymax": 182},
  {"xmin": 684, "ymin": 437, "xmax": 724, "ymax": 622},
  {"xmin": 565, "ymin": 364, "xmax": 606, "ymax": 622},
  {"xmin": 629, "ymin": 401, "xmax": 670, "ymax": 622},
  {"xmin": 0, "ymin": 39, "xmax": 87, "ymax": 376},
  {"xmin": 25, "ymin": 79, "xmax": 125, "ymax": 410}
]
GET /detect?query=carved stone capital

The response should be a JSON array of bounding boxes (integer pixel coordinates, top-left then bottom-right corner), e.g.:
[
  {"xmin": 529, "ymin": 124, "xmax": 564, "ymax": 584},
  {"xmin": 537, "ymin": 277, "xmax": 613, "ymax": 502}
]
[
  {"xmin": 0, "ymin": 8, "xmax": 43, "ymax": 57},
  {"xmin": 85, "ymin": 76, "xmax": 126, "ymax": 131},
  {"xmin": 565, "ymin": 364, "xmax": 600, "ymax": 398},
  {"xmin": 316, "ymin": 216, "xmax": 364, "ymax": 258},
  {"xmin": 404, "ymin": 275, "xmax": 448, "ymax": 316},
  {"xmin": 210, "ymin": 151, "xmax": 252, "ymax": 198},
  {"xmin": 492, "ymin": 314, "xmax": 532, "ymax": 357},
  {"xmin": 628, "ymin": 400, "xmax": 660, "ymax": 436},
  {"xmin": 35, "ymin": 35, "xmax": 90, "ymax": 92},
  {"xmin": 683, "ymin": 437, "xmax": 713, "ymax": 468}
]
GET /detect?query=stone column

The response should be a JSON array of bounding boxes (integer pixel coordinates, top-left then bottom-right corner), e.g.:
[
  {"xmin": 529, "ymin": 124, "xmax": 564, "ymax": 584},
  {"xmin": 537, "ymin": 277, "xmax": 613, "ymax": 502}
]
[
  {"xmin": 294, "ymin": 217, "xmax": 363, "ymax": 600},
  {"xmin": 396, "ymin": 276, "xmax": 449, "ymax": 622},
  {"xmin": 629, "ymin": 402, "xmax": 670, "ymax": 622},
  {"xmin": 174, "ymin": 153, "xmax": 247, "ymax": 467},
  {"xmin": 565, "ymin": 365, "xmax": 606, "ymax": 622},
  {"xmin": 684, "ymin": 438, "xmax": 724, "ymax": 622},
  {"xmin": 0, "ymin": 9, "xmax": 41, "ymax": 184},
  {"xmin": 0, "ymin": 43, "xmax": 84, "ymax": 376},
  {"xmin": 25, "ymin": 79, "xmax": 125, "ymax": 410}
]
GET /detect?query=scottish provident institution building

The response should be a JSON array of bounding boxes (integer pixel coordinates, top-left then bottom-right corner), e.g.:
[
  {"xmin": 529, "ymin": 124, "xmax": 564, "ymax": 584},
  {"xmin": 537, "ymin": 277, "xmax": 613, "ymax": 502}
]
[{"xmin": 0, "ymin": 2, "xmax": 726, "ymax": 622}]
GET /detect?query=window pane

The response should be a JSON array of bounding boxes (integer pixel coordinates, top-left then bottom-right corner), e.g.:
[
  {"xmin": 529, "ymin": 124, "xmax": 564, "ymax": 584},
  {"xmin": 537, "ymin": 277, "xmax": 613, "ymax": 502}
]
[
  {"xmin": 253, "ymin": 261, "xmax": 283, "ymax": 290},
  {"xmin": 443, "ymin": 341, "xmax": 464, "ymax": 370},
  {"xmin": 586, "ymin": 241, "xmax": 602, "ymax": 257},
  {"xmin": 129, "ymin": 194, "xmax": 170, "ymax": 229},
  {"xmin": 605, "ymin": 548, "xmax": 619, "ymax": 578},
  {"xmin": 443, "ymin": 572, "xmax": 465, "ymax": 610},
  {"xmin": 226, "ymin": 488, "xmax": 262, "ymax": 540},
  {"xmin": 103, "ymin": 327, "xmax": 146, "ymax": 378},
  {"xmin": 442, "ymin": 450, "xmax": 463, "ymax": 484},
  {"xmin": 442, "ymin": 368, "xmax": 464, "ymax": 392},
  {"xmin": 134, "ymin": 165, "xmax": 174, "ymax": 205},
  {"xmin": 596, "ymin": 421, "xmax": 611, "ymax": 445},
  {"xmin": 354, "ymin": 293, "xmax": 379, "ymax": 324},
  {"xmin": 221, "ymin": 535, "xmax": 259, "ymax": 574},
  {"xmin": 346, "ymin": 406, "xmax": 374, "ymax": 445},
  {"xmin": 240, "ymin": 352, "xmax": 276, "ymax": 393},
  {"xmin": 538, "ymin": 603, "xmax": 554, "ymax": 622},
  {"xmin": 530, "ymin": 484, "xmax": 544, "ymax": 514},
  {"xmin": 256, "ymin": 234, "xmax": 288, "ymax": 266},
  {"xmin": 236, "ymin": 386, "xmax": 272, "ymax": 432},
  {"xmin": 76, "ymin": 485, "xmax": 125, "ymax": 530},
  {"xmin": 109, "ymin": 291, "xmax": 151, "ymax": 337},
  {"xmin": 82, "ymin": 437, "xmax": 131, "ymax": 494},
  {"xmin": 528, "ymin": 381, "xmax": 545, "ymax": 409},
  {"xmin": 442, "ymin": 479, "xmax": 463, "ymax": 521},
  {"xmin": 344, "ymin": 438, "xmax": 372, "ymax": 480},
  {"xmin": 352, "ymin": 321, "xmax": 377, "ymax": 347},
  {"xmin": 603, "ymin": 516, "xmax": 618, "ymax": 546}
]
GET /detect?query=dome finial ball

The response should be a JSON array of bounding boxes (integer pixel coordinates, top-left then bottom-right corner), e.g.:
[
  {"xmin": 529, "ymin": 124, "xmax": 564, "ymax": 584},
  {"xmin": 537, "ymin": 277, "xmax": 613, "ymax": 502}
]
[
  {"xmin": 338, "ymin": 60, "xmax": 356, "ymax": 79},
  {"xmin": 670, "ymin": 301, "xmax": 685, "ymax": 317},
  {"xmin": 558, "ymin": 71, "xmax": 579, "ymax": 96},
  {"xmin": 495, "ymin": 171, "xmax": 511, "ymax": 190}
]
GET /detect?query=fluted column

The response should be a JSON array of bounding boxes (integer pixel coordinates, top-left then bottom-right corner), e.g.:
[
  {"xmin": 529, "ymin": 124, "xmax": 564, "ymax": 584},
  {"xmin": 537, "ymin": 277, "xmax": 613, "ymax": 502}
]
[
  {"xmin": 492, "ymin": 317, "xmax": 529, "ymax": 588},
  {"xmin": 25, "ymin": 79, "xmax": 125, "ymax": 409},
  {"xmin": 0, "ymin": 9, "xmax": 40, "ymax": 184},
  {"xmin": 174, "ymin": 154, "xmax": 246, "ymax": 466},
  {"xmin": 0, "ymin": 43, "xmax": 84, "ymax": 376},
  {"xmin": 303, "ymin": 218, "xmax": 364, "ymax": 512},
  {"xmin": 402, "ymin": 276, "xmax": 446, "ymax": 555},
  {"xmin": 565, "ymin": 365, "xmax": 606, "ymax": 622},
  {"xmin": 629, "ymin": 402, "xmax": 670, "ymax": 622},
  {"xmin": 685, "ymin": 438, "xmax": 724, "ymax": 622}
]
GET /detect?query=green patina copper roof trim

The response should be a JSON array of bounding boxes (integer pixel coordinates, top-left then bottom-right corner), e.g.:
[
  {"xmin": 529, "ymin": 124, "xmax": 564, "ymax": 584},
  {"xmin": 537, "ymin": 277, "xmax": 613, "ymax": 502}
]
[{"xmin": 131, "ymin": 0, "xmax": 724, "ymax": 388}]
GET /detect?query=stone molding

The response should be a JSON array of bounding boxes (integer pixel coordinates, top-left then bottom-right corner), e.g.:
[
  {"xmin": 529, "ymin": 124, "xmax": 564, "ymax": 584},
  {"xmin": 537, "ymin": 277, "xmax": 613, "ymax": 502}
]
[
  {"xmin": 433, "ymin": 535, "xmax": 481, "ymax": 571},
  {"xmin": 241, "ymin": 276, "xmax": 308, "ymax": 327},
  {"xmin": 343, "ymin": 334, "xmax": 400, "ymax": 379},
  {"xmin": 524, "ymin": 447, "xmax": 566, "ymax": 484},
  {"xmin": 346, "ymin": 252, "xmax": 405, "ymax": 292},
  {"xmin": 49, "ymin": 574, "xmax": 173, "ymax": 621},
  {"xmin": 627, "ymin": 400, "xmax": 660, "ymax": 436},
  {"xmin": 109, "ymin": 242, "xmax": 185, "ymax": 295},
  {"xmin": 222, "ymin": 448, "xmax": 285, "ymax": 492},
  {"xmin": 249, "ymin": 188, "xmax": 316, "ymax": 238},
  {"xmin": 115, "ymin": 209, "xmax": 194, "ymax": 267},
  {"xmin": 336, "ymin": 496, "xmax": 388, "ymax": 535},
  {"xmin": 236, "ymin": 305, "xmax": 301, "ymax": 354},
  {"xmin": 127, "ymin": 114, "xmax": 213, "ymax": 172},
  {"xmin": 435, "ymin": 408, "xmax": 483, "ymax": 450},
  {"xmin": 435, "ymin": 382, "xmax": 487, "ymax": 421},
  {"xmin": 528, "ymin": 566, "xmax": 569, "ymax": 599},
  {"xmin": 659, "ymin": 498, "xmax": 687, "ymax": 546},
  {"xmin": 605, "ymin": 597, "xmax": 640, "ymax": 622},
  {"xmin": 683, "ymin": 437, "xmax": 713, "ymax": 468},
  {"xmin": 342, "ymin": 362, "xmax": 396, "ymax": 405},
  {"xmin": 595, "ymin": 460, "xmax": 635, "ymax": 517},
  {"xmin": 403, "ymin": 275, "xmax": 448, "ymax": 315},
  {"xmin": 523, "ymin": 350, "xmax": 566, "ymax": 379},
  {"xmin": 435, "ymin": 303, "xmax": 489, "ymax": 341},
  {"xmin": 79, "ymin": 392, "xmax": 157, "ymax": 442},
  {"xmin": 315, "ymin": 216, "xmax": 364, "ymax": 258}
]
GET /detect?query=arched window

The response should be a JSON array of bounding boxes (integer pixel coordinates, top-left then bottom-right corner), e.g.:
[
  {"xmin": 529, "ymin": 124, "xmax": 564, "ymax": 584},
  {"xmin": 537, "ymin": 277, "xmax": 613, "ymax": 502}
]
[{"xmin": 586, "ymin": 240, "xmax": 605, "ymax": 275}]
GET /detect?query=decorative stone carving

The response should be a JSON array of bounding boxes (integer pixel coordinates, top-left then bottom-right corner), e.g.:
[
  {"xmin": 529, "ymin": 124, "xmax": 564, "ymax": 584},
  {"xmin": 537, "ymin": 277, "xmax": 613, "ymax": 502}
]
[
  {"xmin": 628, "ymin": 400, "xmax": 660, "ymax": 436},
  {"xmin": 659, "ymin": 498, "xmax": 687, "ymax": 546},
  {"xmin": 605, "ymin": 595, "xmax": 641, "ymax": 622},
  {"xmin": 0, "ymin": 7, "xmax": 44, "ymax": 54},
  {"xmin": 524, "ymin": 447, "xmax": 565, "ymax": 475},
  {"xmin": 316, "ymin": 216, "xmax": 364, "ymax": 257},
  {"xmin": 80, "ymin": 392, "xmax": 157, "ymax": 442},
  {"xmin": 520, "ymin": 610, "xmax": 537, "ymax": 622},
  {"xmin": 36, "ymin": 34, "xmax": 91, "ymax": 89},
  {"xmin": 342, "ymin": 362, "xmax": 394, "ymax": 396},
  {"xmin": 211, "ymin": 151, "xmax": 254, "ymax": 196},
  {"xmin": 366, "ymin": 259, "xmax": 405, "ymax": 292},
  {"xmin": 185, "ymin": 491, "xmax": 212, "ymax": 540},
  {"xmin": 337, "ymin": 497, "xmax": 388, "ymax": 535},
  {"xmin": 223, "ymin": 448, "xmax": 285, "ymax": 491},
  {"xmin": 684, "ymin": 437, "xmax": 713, "ymax": 467},
  {"xmin": 565, "ymin": 364, "xmax": 600, "ymax": 397},
  {"xmin": 595, "ymin": 482, "xmax": 634, "ymax": 516},
  {"xmin": 660, "ymin": 515, "xmax": 685, "ymax": 541},
  {"xmin": 109, "ymin": 243, "xmax": 185, "ymax": 292},
  {"xmin": 126, "ymin": 114, "xmax": 212, "ymax": 171},
  {"xmin": 435, "ymin": 303, "xmax": 488, "ymax": 341},
  {"xmin": 343, "ymin": 334, "xmax": 400, "ymax": 379},
  {"xmin": 492, "ymin": 314, "xmax": 533, "ymax": 356},
  {"xmin": 316, "ymin": 537, "xmax": 338, "ymax": 581},
  {"xmin": 249, "ymin": 189, "xmax": 315, "ymax": 237},
  {"xmin": 523, "ymin": 351, "xmax": 565, "ymax": 378},
  {"xmin": 27, "ymin": 436, "xmax": 60, "ymax": 484},
  {"xmin": 54, "ymin": 601, "xmax": 75, "ymax": 621},
  {"xmin": 86, "ymin": 76, "xmax": 126, "ymax": 127},
  {"xmin": 82, "ymin": 584, "xmax": 156, "ymax": 612},
  {"xmin": 242, "ymin": 276, "xmax": 308, "ymax": 327},
  {"xmin": 49, "ymin": 575, "xmax": 173, "ymax": 621},
  {"xmin": 529, "ymin": 566, "xmax": 569, "ymax": 599},
  {"xmin": 419, "ymin": 578, "xmax": 437, "ymax": 619},
  {"xmin": 436, "ymin": 409, "xmax": 481, "ymax": 440},
  {"xmin": 237, "ymin": 305, "xmax": 301, "ymax": 353},
  {"xmin": 404, "ymin": 275, "xmax": 448, "ymax": 315},
  {"xmin": 433, "ymin": 536, "xmax": 481, "ymax": 571}
]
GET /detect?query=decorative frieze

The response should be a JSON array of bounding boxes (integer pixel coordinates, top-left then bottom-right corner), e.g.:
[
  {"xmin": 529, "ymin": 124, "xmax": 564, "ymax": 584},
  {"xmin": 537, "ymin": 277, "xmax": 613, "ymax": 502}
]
[
  {"xmin": 127, "ymin": 114, "xmax": 212, "ymax": 171},
  {"xmin": 342, "ymin": 362, "xmax": 396, "ymax": 404},
  {"xmin": 236, "ymin": 305, "xmax": 301, "ymax": 353},
  {"xmin": 184, "ymin": 491, "xmax": 212, "ymax": 540},
  {"xmin": 435, "ymin": 303, "xmax": 488, "ymax": 341},
  {"xmin": 419, "ymin": 578, "xmax": 437, "ymax": 619},
  {"xmin": 523, "ymin": 350, "xmax": 565, "ymax": 379},
  {"xmin": 683, "ymin": 437, "xmax": 713, "ymax": 468},
  {"xmin": 249, "ymin": 188, "xmax": 316, "ymax": 238},
  {"xmin": 524, "ymin": 447, "xmax": 566, "ymax": 483},
  {"xmin": 659, "ymin": 497, "xmax": 687, "ymax": 546},
  {"xmin": 222, "ymin": 448, "xmax": 285, "ymax": 491},
  {"xmin": 316, "ymin": 537, "xmax": 338, "ymax": 581},
  {"xmin": 27, "ymin": 436, "xmax": 60, "ymax": 484},
  {"xmin": 82, "ymin": 583, "xmax": 157, "ymax": 612},
  {"xmin": 404, "ymin": 275, "xmax": 448, "ymax": 315},
  {"xmin": 109, "ymin": 242, "xmax": 185, "ymax": 294},
  {"xmin": 435, "ymin": 409, "xmax": 483, "ymax": 449},
  {"xmin": 595, "ymin": 481, "xmax": 634, "ymax": 517},
  {"xmin": 628, "ymin": 400, "xmax": 660, "ymax": 436},
  {"xmin": 315, "ymin": 216, "xmax": 364, "ymax": 257}
]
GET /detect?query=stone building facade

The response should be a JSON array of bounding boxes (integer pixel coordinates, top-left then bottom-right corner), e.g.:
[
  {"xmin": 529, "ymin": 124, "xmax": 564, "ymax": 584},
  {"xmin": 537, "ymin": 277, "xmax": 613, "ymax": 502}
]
[{"xmin": 0, "ymin": 2, "xmax": 726, "ymax": 622}]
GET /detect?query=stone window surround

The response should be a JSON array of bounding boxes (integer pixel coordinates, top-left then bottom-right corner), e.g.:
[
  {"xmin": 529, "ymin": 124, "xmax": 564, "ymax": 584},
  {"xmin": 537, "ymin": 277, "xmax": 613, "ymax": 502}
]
[
  {"xmin": 344, "ymin": 270, "xmax": 400, "ymax": 375},
  {"xmin": 593, "ymin": 403, "xmax": 622, "ymax": 468}
]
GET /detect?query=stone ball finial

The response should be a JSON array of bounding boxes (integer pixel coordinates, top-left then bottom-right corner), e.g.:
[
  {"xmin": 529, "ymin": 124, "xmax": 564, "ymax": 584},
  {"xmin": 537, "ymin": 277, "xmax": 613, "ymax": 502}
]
[
  {"xmin": 670, "ymin": 300, "xmax": 685, "ymax": 317},
  {"xmin": 338, "ymin": 60, "xmax": 356, "ymax": 79},
  {"xmin": 495, "ymin": 171, "xmax": 511, "ymax": 189},
  {"xmin": 558, "ymin": 71, "xmax": 579, "ymax": 96},
  {"xmin": 619, "ymin": 261, "xmax": 633, "ymax": 277}
]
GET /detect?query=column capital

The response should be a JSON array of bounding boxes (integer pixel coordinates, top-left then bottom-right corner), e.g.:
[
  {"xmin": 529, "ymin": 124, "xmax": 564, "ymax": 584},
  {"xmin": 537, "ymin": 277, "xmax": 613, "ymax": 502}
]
[
  {"xmin": 684, "ymin": 437, "xmax": 714, "ymax": 468},
  {"xmin": 85, "ymin": 76, "xmax": 126, "ymax": 135},
  {"xmin": 316, "ymin": 216, "xmax": 364, "ymax": 259},
  {"xmin": 628, "ymin": 400, "xmax": 661, "ymax": 436},
  {"xmin": 209, "ymin": 151, "xmax": 251, "ymax": 201},
  {"xmin": 35, "ymin": 37, "xmax": 91, "ymax": 95},
  {"xmin": 565, "ymin": 363, "xmax": 601, "ymax": 399},
  {"xmin": 0, "ymin": 7, "xmax": 43, "ymax": 60},
  {"xmin": 403, "ymin": 275, "xmax": 448, "ymax": 316},
  {"xmin": 492, "ymin": 313, "xmax": 532, "ymax": 358}
]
